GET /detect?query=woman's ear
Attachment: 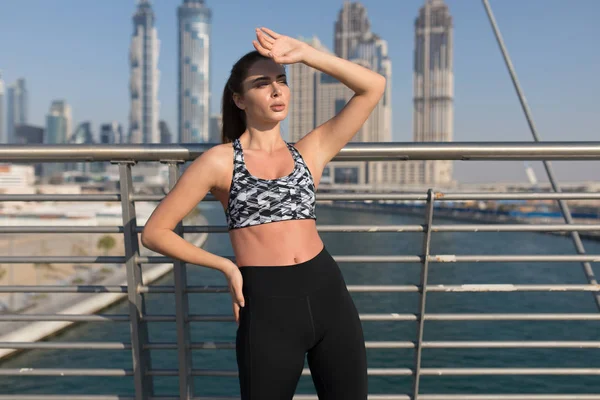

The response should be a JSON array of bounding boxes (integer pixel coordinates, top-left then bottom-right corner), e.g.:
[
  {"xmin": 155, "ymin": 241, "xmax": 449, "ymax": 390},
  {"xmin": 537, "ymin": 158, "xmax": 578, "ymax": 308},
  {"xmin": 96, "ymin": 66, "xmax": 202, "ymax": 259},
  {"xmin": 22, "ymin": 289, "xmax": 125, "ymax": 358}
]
[{"xmin": 233, "ymin": 93, "xmax": 245, "ymax": 110}]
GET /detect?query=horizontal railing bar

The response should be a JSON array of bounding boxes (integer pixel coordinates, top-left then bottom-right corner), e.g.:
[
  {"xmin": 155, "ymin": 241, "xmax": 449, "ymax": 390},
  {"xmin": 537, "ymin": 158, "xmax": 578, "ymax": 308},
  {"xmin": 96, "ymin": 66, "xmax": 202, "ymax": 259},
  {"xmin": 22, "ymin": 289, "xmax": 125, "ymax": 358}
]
[
  {"xmin": 432, "ymin": 224, "xmax": 600, "ymax": 233},
  {"xmin": 145, "ymin": 368, "xmax": 414, "ymax": 377},
  {"xmin": 0, "ymin": 194, "xmax": 121, "ymax": 202},
  {"xmin": 2, "ymin": 340, "xmax": 597, "ymax": 351},
  {"xmin": 2, "ymin": 223, "xmax": 599, "ymax": 235},
  {"xmin": 132, "ymin": 254, "xmax": 600, "ymax": 264},
  {"xmin": 187, "ymin": 313, "xmax": 600, "ymax": 322},
  {"xmin": 151, "ymin": 367, "xmax": 600, "ymax": 377},
  {"xmin": 420, "ymin": 368, "xmax": 600, "ymax": 375},
  {"xmin": 428, "ymin": 255, "xmax": 600, "ymax": 263},
  {"xmin": 425, "ymin": 314, "xmax": 600, "ymax": 321},
  {"xmin": 0, "ymin": 342, "xmax": 131, "ymax": 350},
  {"xmin": 0, "ymin": 368, "xmax": 131, "ymax": 376},
  {"xmin": 2, "ymin": 395, "xmax": 600, "ymax": 400},
  {"xmin": 140, "ymin": 284, "xmax": 600, "ymax": 294},
  {"xmin": 424, "ymin": 284, "xmax": 600, "ymax": 292},
  {"xmin": 0, "ymin": 396, "xmax": 136, "ymax": 400},
  {"xmin": 423, "ymin": 341, "xmax": 600, "ymax": 348},
  {"xmin": 435, "ymin": 193, "xmax": 600, "ymax": 201},
  {"xmin": 419, "ymin": 396, "xmax": 600, "ymax": 400},
  {"xmin": 0, "ymin": 226, "xmax": 124, "ymax": 234},
  {"xmin": 3, "ymin": 142, "xmax": 600, "ymax": 162},
  {"xmin": 0, "ymin": 286, "xmax": 128, "ymax": 293},
  {"xmin": 0, "ymin": 256, "xmax": 125, "ymax": 264},
  {"xmin": 2, "ymin": 313, "xmax": 599, "ymax": 323},
  {"xmin": 358, "ymin": 313, "xmax": 600, "ymax": 321},
  {"xmin": 0, "ymin": 314, "xmax": 129, "ymax": 322},
  {"xmin": 3, "ymin": 192, "xmax": 600, "ymax": 204}
]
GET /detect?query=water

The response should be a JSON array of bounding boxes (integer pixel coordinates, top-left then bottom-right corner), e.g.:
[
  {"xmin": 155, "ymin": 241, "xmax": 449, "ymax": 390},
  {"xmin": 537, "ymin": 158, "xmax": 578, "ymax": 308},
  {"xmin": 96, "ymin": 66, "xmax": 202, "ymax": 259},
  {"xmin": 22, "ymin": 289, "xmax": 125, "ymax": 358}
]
[{"xmin": 1, "ymin": 202, "xmax": 600, "ymax": 397}]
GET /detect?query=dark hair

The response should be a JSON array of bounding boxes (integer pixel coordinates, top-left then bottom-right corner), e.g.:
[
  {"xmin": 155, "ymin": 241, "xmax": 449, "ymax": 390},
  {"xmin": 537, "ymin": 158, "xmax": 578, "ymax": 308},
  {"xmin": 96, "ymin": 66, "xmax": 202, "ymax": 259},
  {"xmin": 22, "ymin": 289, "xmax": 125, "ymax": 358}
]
[{"xmin": 221, "ymin": 50, "xmax": 270, "ymax": 144}]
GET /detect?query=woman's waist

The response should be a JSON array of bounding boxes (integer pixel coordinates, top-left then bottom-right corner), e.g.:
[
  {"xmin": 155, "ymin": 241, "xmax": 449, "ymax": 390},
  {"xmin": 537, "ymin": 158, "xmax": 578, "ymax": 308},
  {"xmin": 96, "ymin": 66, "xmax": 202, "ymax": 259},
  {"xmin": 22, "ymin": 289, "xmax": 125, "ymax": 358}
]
[
  {"xmin": 238, "ymin": 245, "xmax": 346, "ymax": 298},
  {"xmin": 231, "ymin": 221, "xmax": 322, "ymax": 267}
]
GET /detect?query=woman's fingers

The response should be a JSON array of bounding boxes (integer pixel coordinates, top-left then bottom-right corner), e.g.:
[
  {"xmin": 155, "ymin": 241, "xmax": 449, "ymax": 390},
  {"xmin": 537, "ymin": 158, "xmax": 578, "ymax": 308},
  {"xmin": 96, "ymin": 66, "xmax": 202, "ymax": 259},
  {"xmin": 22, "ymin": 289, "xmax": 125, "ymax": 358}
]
[
  {"xmin": 255, "ymin": 29, "xmax": 273, "ymax": 50},
  {"xmin": 260, "ymin": 27, "xmax": 281, "ymax": 39},
  {"xmin": 233, "ymin": 302, "xmax": 240, "ymax": 325},
  {"xmin": 252, "ymin": 40, "xmax": 270, "ymax": 57}
]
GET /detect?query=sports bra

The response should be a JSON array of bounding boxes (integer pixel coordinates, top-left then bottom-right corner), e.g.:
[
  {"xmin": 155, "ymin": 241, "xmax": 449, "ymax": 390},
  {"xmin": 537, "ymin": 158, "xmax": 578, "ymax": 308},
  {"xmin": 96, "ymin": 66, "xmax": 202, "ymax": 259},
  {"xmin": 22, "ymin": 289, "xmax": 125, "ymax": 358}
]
[{"xmin": 225, "ymin": 138, "xmax": 317, "ymax": 230}]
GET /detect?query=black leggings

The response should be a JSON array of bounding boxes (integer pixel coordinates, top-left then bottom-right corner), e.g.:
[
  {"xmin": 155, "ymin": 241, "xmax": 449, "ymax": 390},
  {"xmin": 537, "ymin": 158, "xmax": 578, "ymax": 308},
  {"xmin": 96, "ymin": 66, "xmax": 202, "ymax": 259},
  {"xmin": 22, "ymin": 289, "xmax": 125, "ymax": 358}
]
[{"xmin": 236, "ymin": 246, "xmax": 368, "ymax": 399}]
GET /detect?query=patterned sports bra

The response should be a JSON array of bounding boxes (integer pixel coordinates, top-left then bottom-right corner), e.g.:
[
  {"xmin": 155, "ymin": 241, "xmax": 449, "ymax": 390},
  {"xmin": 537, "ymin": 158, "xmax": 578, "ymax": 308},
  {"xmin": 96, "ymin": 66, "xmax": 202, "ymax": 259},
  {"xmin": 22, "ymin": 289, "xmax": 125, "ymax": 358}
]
[{"xmin": 225, "ymin": 138, "xmax": 317, "ymax": 230}]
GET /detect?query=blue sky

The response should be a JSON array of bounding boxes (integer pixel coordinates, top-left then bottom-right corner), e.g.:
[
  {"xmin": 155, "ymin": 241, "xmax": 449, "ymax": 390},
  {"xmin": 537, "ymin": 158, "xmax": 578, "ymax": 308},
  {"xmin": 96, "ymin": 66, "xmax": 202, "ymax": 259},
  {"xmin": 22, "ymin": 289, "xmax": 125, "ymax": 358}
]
[{"xmin": 0, "ymin": 0, "xmax": 598, "ymax": 183}]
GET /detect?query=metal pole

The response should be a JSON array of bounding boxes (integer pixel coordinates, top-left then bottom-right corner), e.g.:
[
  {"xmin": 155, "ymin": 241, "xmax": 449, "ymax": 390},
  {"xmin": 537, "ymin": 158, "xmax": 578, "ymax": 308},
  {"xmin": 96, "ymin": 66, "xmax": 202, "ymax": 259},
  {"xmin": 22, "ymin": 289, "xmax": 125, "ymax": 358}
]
[
  {"xmin": 166, "ymin": 161, "xmax": 194, "ymax": 399},
  {"xmin": 412, "ymin": 189, "xmax": 436, "ymax": 398},
  {"xmin": 119, "ymin": 162, "xmax": 154, "ymax": 399},
  {"xmin": 481, "ymin": 0, "xmax": 600, "ymax": 310}
]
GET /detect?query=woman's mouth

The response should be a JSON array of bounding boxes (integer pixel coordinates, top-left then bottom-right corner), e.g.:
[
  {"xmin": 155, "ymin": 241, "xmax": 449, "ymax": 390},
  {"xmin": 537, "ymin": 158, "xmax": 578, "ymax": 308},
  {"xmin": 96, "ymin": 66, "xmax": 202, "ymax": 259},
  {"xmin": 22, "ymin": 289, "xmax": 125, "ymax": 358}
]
[{"xmin": 270, "ymin": 104, "xmax": 286, "ymax": 112}]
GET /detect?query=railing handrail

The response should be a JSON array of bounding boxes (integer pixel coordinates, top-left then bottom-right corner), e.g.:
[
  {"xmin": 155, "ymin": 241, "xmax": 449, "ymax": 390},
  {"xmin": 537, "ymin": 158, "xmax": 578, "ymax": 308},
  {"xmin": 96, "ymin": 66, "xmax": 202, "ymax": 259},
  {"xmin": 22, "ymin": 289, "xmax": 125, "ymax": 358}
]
[{"xmin": 2, "ymin": 141, "xmax": 600, "ymax": 162}]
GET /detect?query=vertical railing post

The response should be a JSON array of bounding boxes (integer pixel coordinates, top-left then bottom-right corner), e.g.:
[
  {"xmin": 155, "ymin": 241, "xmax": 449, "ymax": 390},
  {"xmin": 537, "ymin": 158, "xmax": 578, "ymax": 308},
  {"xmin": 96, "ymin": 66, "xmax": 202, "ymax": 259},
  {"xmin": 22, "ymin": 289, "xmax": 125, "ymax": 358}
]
[
  {"xmin": 411, "ymin": 189, "xmax": 436, "ymax": 399},
  {"xmin": 119, "ymin": 161, "xmax": 154, "ymax": 400},
  {"xmin": 165, "ymin": 161, "xmax": 194, "ymax": 399}
]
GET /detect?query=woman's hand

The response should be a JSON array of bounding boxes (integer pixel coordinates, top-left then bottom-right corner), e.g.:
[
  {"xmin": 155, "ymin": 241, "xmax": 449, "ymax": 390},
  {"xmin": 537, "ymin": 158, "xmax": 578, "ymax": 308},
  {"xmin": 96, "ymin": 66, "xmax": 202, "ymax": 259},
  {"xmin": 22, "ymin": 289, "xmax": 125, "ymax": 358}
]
[
  {"xmin": 253, "ymin": 27, "xmax": 312, "ymax": 65},
  {"xmin": 223, "ymin": 261, "xmax": 245, "ymax": 325}
]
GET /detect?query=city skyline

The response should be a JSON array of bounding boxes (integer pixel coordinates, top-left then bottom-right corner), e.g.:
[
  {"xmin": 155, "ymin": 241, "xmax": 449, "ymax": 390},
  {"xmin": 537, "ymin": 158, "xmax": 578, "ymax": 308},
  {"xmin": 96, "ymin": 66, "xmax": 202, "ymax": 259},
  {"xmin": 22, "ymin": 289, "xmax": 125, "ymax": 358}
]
[{"xmin": 0, "ymin": 0, "xmax": 598, "ymax": 183}]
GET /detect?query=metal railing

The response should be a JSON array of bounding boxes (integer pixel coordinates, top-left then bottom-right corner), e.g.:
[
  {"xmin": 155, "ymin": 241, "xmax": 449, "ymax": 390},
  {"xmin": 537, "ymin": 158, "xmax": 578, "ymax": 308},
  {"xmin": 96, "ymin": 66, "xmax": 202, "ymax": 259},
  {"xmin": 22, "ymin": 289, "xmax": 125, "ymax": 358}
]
[{"xmin": 0, "ymin": 142, "xmax": 599, "ymax": 399}]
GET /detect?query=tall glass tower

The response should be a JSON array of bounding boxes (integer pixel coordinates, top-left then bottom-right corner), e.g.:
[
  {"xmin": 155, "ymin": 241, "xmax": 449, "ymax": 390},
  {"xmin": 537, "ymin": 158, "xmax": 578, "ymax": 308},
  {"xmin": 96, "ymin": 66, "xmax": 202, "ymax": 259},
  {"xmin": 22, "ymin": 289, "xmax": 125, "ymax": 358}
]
[
  {"xmin": 178, "ymin": 0, "xmax": 211, "ymax": 143},
  {"xmin": 6, "ymin": 78, "xmax": 28, "ymax": 145},
  {"xmin": 413, "ymin": 0, "xmax": 454, "ymax": 184},
  {"xmin": 129, "ymin": 0, "xmax": 161, "ymax": 144}
]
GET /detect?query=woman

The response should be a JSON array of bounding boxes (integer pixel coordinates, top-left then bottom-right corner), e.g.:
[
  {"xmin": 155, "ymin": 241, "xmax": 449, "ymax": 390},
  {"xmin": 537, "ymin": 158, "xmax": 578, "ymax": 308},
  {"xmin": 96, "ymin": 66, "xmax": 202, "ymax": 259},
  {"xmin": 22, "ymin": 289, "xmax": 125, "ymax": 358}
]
[{"xmin": 142, "ymin": 27, "xmax": 385, "ymax": 399}]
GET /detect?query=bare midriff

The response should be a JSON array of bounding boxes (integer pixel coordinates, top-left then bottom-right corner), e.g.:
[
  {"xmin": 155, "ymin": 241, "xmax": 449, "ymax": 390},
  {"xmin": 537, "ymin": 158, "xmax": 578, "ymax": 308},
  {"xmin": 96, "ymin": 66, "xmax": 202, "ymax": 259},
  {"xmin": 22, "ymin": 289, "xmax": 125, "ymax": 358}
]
[{"xmin": 229, "ymin": 218, "xmax": 324, "ymax": 267}]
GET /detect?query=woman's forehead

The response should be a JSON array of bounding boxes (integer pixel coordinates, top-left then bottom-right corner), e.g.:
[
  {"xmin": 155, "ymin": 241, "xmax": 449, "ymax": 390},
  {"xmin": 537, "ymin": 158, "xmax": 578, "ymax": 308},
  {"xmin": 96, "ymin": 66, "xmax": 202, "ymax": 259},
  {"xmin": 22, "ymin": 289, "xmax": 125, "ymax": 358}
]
[{"xmin": 245, "ymin": 59, "xmax": 286, "ymax": 80}]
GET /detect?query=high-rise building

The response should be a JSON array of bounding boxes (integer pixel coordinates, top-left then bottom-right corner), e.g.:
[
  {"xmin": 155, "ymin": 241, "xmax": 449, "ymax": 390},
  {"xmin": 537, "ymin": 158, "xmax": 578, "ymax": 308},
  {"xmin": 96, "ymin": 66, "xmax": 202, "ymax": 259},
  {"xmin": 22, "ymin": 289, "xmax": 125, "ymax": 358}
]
[
  {"xmin": 288, "ymin": 37, "xmax": 369, "ymax": 187},
  {"xmin": 6, "ymin": 78, "xmax": 28, "ymax": 144},
  {"xmin": 129, "ymin": 0, "xmax": 161, "ymax": 144},
  {"xmin": 100, "ymin": 122, "xmax": 123, "ymax": 145},
  {"xmin": 44, "ymin": 100, "xmax": 72, "ymax": 178},
  {"xmin": 334, "ymin": 1, "xmax": 371, "ymax": 60},
  {"xmin": 14, "ymin": 124, "xmax": 44, "ymax": 176},
  {"xmin": 68, "ymin": 122, "xmax": 96, "ymax": 174},
  {"xmin": 288, "ymin": 2, "xmax": 393, "ymax": 189},
  {"xmin": 333, "ymin": 2, "xmax": 391, "ymax": 144},
  {"xmin": 0, "ymin": 72, "xmax": 4, "ymax": 144},
  {"xmin": 45, "ymin": 101, "xmax": 71, "ymax": 145},
  {"xmin": 413, "ymin": 0, "xmax": 454, "ymax": 185},
  {"xmin": 208, "ymin": 114, "xmax": 222, "ymax": 143},
  {"xmin": 178, "ymin": 0, "xmax": 211, "ymax": 144},
  {"xmin": 159, "ymin": 120, "xmax": 172, "ymax": 144}
]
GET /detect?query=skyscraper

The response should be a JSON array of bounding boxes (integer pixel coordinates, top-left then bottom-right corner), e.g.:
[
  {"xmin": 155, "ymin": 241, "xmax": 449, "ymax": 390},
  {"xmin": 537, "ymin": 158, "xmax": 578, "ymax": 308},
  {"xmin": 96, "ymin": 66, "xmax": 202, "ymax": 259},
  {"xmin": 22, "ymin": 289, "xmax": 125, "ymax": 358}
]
[
  {"xmin": 0, "ymin": 72, "xmax": 4, "ymax": 144},
  {"xmin": 45, "ymin": 100, "xmax": 72, "ymax": 178},
  {"xmin": 45, "ymin": 100, "xmax": 72, "ymax": 145},
  {"xmin": 334, "ymin": 1, "xmax": 371, "ymax": 60},
  {"xmin": 413, "ymin": 0, "xmax": 454, "ymax": 185},
  {"xmin": 100, "ymin": 122, "xmax": 124, "ymax": 145},
  {"xmin": 333, "ymin": 1, "xmax": 392, "ymax": 143},
  {"xmin": 129, "ymin": 0, "xmax": 161, "ymax": 144},
  {"xmin": 178, "ymin": 0, "xmax": 211, "ymax": 143},
  {"xmin": 6, "ymin": 78, "xmax": 28, "ymax": 144}
]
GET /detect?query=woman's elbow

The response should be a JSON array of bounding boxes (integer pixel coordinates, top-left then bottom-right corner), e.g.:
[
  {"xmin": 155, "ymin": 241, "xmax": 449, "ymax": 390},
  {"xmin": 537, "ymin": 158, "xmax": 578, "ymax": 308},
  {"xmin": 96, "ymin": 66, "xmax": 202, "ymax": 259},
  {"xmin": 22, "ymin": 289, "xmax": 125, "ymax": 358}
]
[
  {"xmin": 140, "ymin": 226, "xmax": 157, "ymax": 250},
  {"xmin": 374, "ymin": 74, "xmax": 386, "ymax": 96}
]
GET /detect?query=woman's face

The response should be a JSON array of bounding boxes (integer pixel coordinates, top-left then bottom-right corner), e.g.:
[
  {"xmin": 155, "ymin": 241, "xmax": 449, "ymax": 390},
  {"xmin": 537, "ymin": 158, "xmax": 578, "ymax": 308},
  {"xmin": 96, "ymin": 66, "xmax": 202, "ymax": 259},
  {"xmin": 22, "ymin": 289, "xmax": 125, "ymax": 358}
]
[{"xmin": 235, "ymin": 59, "xmax": 290, "ymax": 125}]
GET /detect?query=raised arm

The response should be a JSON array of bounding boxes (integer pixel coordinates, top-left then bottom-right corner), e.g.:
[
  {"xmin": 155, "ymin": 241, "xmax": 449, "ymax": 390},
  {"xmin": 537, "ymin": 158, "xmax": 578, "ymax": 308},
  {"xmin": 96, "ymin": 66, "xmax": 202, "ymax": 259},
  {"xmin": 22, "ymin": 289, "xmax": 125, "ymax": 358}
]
[{"xmin": 254, "ymin": 27, "xmax": 386, "ymax": 172}]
